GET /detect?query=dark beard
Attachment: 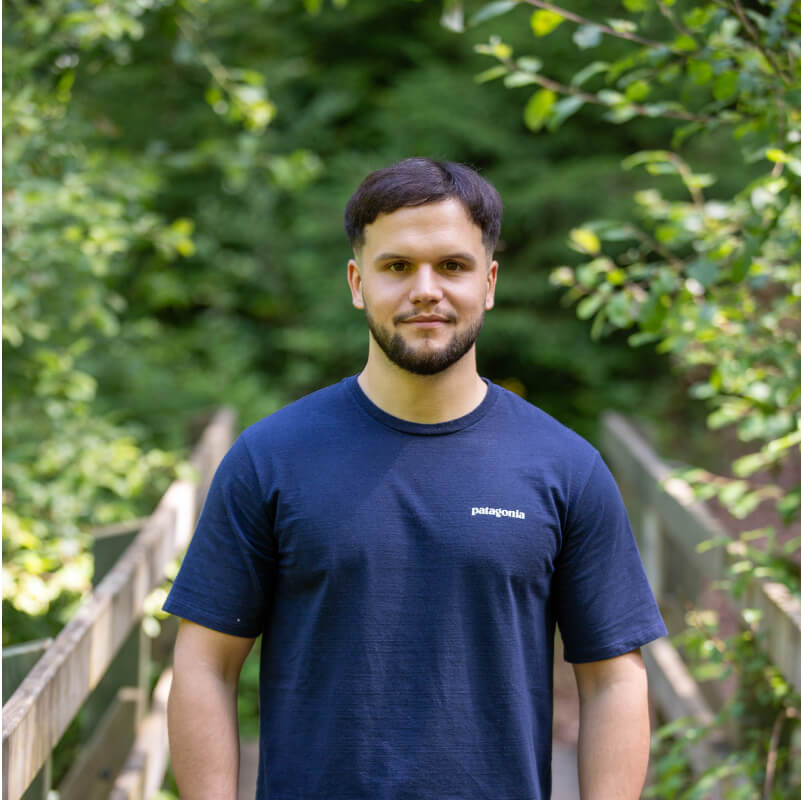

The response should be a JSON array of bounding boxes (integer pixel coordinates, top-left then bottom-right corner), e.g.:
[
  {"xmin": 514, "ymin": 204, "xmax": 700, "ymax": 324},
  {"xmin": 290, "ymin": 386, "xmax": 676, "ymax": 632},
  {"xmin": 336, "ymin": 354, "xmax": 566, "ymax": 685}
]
[{"xmin": 364, "ymin": 305, "xmax": 485, "ymax": 376}]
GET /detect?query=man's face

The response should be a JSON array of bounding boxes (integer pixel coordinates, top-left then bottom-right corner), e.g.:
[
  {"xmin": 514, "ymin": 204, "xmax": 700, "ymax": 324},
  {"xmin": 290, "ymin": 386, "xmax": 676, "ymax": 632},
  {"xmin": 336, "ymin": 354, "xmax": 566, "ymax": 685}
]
[{"xmin": 347, "ymin": 199, "xmax": 498, "ymax": 376}]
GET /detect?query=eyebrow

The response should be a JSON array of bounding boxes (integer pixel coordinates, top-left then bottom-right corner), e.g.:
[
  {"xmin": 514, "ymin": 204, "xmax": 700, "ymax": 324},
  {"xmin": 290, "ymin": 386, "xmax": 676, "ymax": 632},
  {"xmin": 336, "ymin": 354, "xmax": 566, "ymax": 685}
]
[{"xmin": 373, "ymin": 251, "xmax": 478, "ymax": 265}]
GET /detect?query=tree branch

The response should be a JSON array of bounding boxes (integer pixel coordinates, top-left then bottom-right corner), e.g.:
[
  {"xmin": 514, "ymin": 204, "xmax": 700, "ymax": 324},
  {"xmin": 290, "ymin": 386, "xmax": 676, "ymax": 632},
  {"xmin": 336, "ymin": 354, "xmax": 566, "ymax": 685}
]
[
  {"xmin": 731, "ymin": 0, "xmax": 793, "ymax": 86},
  {"xmin": 657, "ymin": 1, "xmax": 696, "ymax": 41},
  {"xmin": 507, "ymin": 59, "xmax": 711, "ymax": 124},
  {"xmin": 519, "ymin": 0, "xmax": 666, "ymax": 49}
]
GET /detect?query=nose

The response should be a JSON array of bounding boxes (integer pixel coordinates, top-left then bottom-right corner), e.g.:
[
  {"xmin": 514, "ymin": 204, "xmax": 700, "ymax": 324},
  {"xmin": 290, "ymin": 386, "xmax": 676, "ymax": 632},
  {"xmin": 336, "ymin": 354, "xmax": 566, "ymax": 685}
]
[{"xmin": 408, "ymin": 265, "xmax": 443, "ymax": 305}]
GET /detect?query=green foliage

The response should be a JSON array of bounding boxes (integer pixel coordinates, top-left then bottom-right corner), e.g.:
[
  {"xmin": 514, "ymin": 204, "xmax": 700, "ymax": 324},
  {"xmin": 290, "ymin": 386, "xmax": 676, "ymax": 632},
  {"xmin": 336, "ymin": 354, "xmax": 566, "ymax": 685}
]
[
  {"xmin": 4, "ymin": 0, "xmax": 676, "ymax": 652},
  {"xmin": 460, "ymin": 0, "xmax": 801, "ymax": 794},
  {"xmin": 3, "ymin": 0, "xmax": 186, "ymax": 638},
  {"xmin": 646, "ymin": 596, "xmax": 801, "ymax": 798},
  {"xmin": 470, "ymin": 0, "xmax": 801, "ymax": 523}
]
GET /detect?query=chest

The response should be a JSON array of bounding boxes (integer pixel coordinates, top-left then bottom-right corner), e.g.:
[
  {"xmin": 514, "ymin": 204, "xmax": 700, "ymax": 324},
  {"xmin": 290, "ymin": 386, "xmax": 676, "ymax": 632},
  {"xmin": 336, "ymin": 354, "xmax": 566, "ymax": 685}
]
[{"xmin": 266, "ymin": 435, "xmax": 565, "ymax": 595}]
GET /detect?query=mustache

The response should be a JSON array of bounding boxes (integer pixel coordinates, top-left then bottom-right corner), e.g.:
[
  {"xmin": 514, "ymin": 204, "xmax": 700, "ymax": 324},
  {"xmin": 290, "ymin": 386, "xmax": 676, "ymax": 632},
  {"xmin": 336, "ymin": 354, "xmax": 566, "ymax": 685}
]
[{"xmin": 393, "ymin": 310, "xmax": 457, "ymax": 324}]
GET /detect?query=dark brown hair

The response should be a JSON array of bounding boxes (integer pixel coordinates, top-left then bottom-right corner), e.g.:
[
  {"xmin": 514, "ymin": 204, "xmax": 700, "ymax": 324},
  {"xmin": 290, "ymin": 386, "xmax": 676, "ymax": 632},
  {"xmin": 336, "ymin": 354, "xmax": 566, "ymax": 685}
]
[{"xmin": 344, "ymin": 158, "xmax": 502, "ymax": 253}]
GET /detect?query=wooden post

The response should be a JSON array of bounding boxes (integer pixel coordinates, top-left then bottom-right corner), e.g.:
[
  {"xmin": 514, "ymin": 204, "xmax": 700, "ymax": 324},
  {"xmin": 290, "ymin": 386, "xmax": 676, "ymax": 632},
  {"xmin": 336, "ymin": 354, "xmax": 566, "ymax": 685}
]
[
  {"xmin": 640, "ymin": 506, "xmax": 664, "ymax": 604},
  {"xmin": 57, "ymin": 688, "xmax": 142, "ymax": 800},
  {"xmin": 109, "ymin": 669, "xmax": 173, "ymax": 800}
]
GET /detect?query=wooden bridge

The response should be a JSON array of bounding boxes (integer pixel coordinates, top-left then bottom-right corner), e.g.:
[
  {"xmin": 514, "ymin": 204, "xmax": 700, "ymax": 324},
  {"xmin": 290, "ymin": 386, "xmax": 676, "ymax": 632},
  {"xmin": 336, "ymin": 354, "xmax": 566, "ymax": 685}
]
[{"xmin": 3, "ymin": 410, "xmax": 800, "ymax": 799}]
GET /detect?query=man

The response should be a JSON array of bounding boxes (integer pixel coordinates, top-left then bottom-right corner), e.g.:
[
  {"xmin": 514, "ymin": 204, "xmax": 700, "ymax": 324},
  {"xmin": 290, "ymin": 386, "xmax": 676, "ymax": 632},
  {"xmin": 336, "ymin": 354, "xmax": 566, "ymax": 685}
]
[{"xmin": 165, "ymin": 158, "xmax": 667, "ymax": 799}]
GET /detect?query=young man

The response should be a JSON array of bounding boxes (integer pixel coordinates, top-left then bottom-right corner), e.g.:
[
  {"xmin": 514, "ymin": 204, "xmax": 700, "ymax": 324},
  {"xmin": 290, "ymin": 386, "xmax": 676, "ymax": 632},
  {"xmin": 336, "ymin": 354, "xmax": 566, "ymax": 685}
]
[{"xmin": 165, "ymin": 158, "xmax": 667, "ymax": 800}]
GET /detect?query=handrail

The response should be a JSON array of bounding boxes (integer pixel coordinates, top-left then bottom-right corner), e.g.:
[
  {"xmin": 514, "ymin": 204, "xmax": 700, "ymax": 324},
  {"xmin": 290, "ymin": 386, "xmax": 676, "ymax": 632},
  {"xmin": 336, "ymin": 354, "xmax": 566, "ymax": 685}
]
[
  {"xmin": 601, "ymin": 411, "xmax": 801, "ymax": 697},
  {"xmin": 2, "ymin": 408, "xmax": 236, "ymax": 800}
]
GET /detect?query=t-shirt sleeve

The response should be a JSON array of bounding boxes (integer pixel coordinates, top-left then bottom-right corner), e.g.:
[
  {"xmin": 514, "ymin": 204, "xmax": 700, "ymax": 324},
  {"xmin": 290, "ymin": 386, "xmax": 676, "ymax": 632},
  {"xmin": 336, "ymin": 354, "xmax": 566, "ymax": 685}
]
[
  {"xmin": 163, "ymin": 434, "xmax": 276, "ymax": 637},
  {"xmin": 553, "ymin": 452, "xmax": 667, "ymax": 663}
]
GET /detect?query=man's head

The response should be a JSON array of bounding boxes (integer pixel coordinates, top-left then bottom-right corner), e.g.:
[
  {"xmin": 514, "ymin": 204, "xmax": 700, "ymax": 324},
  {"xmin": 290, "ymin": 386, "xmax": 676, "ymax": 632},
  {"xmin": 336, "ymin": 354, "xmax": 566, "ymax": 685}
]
[
  {"xmin": 344, "ymin": 158, "xmax": 502, "ymax": 257},
  {"xmin": 345, "ymin": 159, "xmax": 502, "ymax": 377}
]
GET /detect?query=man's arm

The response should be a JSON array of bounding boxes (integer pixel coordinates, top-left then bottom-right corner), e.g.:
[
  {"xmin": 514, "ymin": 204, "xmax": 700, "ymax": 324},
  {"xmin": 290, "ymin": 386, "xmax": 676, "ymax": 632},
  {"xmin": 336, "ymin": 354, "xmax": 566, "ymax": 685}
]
[
  {"xmin": 167, "ymin": 619, "xmax": 256, "ymax": 800},
  {"xmin": 573, "ymin": 649, "xmax": 651, "ymax": 800}
]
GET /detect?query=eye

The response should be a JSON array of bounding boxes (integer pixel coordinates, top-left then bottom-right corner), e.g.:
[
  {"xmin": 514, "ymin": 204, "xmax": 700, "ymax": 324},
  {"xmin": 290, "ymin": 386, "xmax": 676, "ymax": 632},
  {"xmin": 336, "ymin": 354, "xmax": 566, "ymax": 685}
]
[
  {"xmin": 387, "ymin": 261, "xmax": 408, "ymax": 272},
  {"xmin": 442, "ymin": 260, "xmax": 463, "ymax": 272}
]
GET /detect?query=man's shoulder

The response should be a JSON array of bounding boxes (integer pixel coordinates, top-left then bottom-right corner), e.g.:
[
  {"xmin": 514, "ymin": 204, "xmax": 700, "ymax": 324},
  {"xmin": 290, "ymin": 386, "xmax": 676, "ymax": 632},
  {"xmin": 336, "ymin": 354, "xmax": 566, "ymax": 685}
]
[
  {"xmin": 240, "ymin": 377, "xmax": 353, "ymax": 448},
  {"xmin": 490, "ymin": 383, "xmax": 597, "ymax": 459}
]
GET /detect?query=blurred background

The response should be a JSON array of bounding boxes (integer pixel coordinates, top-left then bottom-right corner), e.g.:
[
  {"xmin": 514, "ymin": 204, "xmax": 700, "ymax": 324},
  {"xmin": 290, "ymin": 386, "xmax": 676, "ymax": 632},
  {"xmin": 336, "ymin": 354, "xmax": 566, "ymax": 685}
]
[{"xmin": 4, "ymin": 0, "xmax": 800, "ymax": 797}]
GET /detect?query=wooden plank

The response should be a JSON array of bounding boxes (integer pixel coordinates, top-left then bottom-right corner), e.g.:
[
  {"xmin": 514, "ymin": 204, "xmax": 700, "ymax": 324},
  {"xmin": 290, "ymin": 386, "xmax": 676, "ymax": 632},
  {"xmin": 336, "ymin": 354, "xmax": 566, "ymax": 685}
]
[
  {"xmin": 601, "ymin": 412, "xmax": 727, "ymax": 576},
  {"xmin": 641, "ymin": 507, "xmax": 664, "ymax": 603},
  {"xmin": 191, "ymin": 407, "xmax": 237, "ymax": 523},
  {"xmin": 109, "ymin": 668, "xmax": 173, "ymax": 800},
  {"xmin": 2, "ymin": 480, "xmax": 195, "ymax": 800},
  {"xmin": 57, "ymin": 688, "xmax": 142, "ymax": 800},
  {"xmin": 90, "ymin": 519, "xmax": 147, "ymax": 541},
  {"xmin": 81, "ymin": 625, "xmax": 150, "ymax": 736},
  {"xmin": 601, "ymin": 411, "xmax": 801, "ymax": 697},
  {"xmin": 2, "ymin": 639, "xmax": 53, "ymax": 800}
]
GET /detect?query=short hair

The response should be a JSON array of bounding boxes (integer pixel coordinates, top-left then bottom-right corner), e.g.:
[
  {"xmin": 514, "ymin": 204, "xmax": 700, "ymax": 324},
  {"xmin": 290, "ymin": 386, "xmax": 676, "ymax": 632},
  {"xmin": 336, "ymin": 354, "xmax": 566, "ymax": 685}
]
[{"xmin": 344, "ymin": 157, "xmax": 502, "ymax": 254}]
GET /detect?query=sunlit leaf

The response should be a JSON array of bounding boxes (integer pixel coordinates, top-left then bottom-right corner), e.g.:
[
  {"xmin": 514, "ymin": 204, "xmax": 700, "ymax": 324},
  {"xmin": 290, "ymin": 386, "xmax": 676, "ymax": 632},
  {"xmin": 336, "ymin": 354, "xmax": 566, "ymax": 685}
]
[
  {"xmin": 530, "ymin": 9, "xmax": 564, "ymax": 36},
  {"xmin": 523, "ymin": 88, "xmax": 555, "ymax": 131}
]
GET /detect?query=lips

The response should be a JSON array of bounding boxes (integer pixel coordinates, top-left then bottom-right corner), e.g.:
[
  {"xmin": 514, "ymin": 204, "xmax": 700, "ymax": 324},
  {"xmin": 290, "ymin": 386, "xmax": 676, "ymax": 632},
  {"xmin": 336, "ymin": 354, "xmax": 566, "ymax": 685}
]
[{"xmin": 395, "ymin": 312, "xmax": 454, "ymax": 324}]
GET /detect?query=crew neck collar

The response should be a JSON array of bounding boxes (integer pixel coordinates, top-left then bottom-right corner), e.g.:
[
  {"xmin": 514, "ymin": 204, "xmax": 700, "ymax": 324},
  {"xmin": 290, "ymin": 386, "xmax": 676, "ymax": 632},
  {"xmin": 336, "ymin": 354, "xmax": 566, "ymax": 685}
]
[{"xmin": 345, "ymin": 375, "xmax": 498, "ymax": 435}]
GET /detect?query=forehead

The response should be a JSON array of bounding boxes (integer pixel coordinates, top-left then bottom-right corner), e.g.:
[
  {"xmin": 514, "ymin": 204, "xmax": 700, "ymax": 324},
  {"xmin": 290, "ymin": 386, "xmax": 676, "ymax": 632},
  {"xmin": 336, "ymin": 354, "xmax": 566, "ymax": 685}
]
[{"xmin": 360, "ymin": 199, "xmax": 485, "ymax": 257}]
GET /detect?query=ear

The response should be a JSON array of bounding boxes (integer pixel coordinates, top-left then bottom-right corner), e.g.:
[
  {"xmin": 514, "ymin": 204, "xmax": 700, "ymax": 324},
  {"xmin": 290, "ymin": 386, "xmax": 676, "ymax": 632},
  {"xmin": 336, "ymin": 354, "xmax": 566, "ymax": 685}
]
[
  {"xmin": 348, "ymin": 258, "xmax": 365, "ymax": 309},
  {"xmin": 484, "ymin": 261, "xmax": 498, "ymax": 311}
]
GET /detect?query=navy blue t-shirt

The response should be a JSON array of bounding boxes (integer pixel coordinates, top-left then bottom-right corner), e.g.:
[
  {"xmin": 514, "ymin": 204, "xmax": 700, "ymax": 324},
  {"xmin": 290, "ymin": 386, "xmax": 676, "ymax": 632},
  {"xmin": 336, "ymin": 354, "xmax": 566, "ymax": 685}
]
[{"xmin": 165, "ymin": 377, "xmax": 666, "ymax": 799}]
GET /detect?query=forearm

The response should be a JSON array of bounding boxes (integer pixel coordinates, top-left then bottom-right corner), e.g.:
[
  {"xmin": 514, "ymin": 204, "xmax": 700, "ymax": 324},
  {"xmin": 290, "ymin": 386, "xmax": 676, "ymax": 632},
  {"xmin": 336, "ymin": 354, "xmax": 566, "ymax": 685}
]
[
  {"xmin": 576, "ymin": 659, "xmax": 650, "ymax": 799},
  {"xmin": 167, "ymin": 667, "xmax": 241, "ymax": 800}
]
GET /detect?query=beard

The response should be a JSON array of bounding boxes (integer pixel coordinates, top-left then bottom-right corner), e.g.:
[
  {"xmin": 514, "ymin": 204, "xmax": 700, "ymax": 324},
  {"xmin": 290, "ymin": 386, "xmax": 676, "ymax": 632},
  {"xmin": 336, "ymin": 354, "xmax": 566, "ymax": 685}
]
[{"xmin": 364, "ymin": 303, "xmax": 485, "ymax": 376}]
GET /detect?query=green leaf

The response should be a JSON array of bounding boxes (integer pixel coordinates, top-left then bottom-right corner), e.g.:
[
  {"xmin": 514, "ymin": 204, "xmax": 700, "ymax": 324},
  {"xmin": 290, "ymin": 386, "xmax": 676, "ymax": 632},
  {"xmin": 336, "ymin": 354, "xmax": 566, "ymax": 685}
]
[
  {"xmin": 628, "ymin": 331, "xmax": 659, "ymax": 346},
  {"xmin": 688, "ymin": 59, "xmax": 713, "ymax": 86},
  {"xmin": 516, "ymin": 56, "xmax": 542, "ymax": 73},
  {"xmin": 573, "ymin": 24, "xmax": 603, "ymax": 49},
  {"xmin": 523, "ymin": 88, "xmax": 556, "ymax": 131},
  {"xmin": 597, "ymin": 89, "xmax": 625, "ymax": 106},
  {"xmin": 697, "ymin": 536, "xmax": 731, "ymax": 554},
  {"xmin": 530, "ymin": 9, "xmax": 564, "ymax": 36},
  {"xmin": 577, "ymin": 293, "xmax": 603, "ymax": 320},
  {"xmin": 475, "ymin": 36, "xmax": 513, "ymax": 60},
  {"xmin": 778, "ymin": 488, "xmax": 801, "ymax": 523},
  {"xmin": 672, "ymin": 34, "xmax": 698, "ymax": 52},
  {"xmin": 607, "ymin": 18, "xmax": 637, "ymax": 34},
  {"xmin": 624, "ymin": 79, "xmax": 651, "ymax": 102},
  {"xmin": 571, "ymin": 61, "xmax": 609, "ymax": 87},
  {"xmin": 686, "ymin": 258, "xmax": 719, "ymax": 288},
  {"xmin": 604, "ymin": 104, "xmax": 638, "ymax": 124},
  {"xmin": 732, "ymin": 453, "xmax": 766, "ymax": 478},
  {"xmin": 503, "ymin": 71, "xmax": 539, "ymax": 88},
  {"xmin": 475, "ymin": 65, "xmax": 509, "ymax": 83},
  {"xmin": 469, "ymin": 0, "xmax": 519, "ymax": 27},
  {"xmin": 713, "ymin": 71, "xmax": 738, "ymax": 101},
  {"xmin": 622, "ymin": 150, "xmax": 672, "ymax": 170},
  {"xmin": 547, "ymin": 95, "xmax": 584, "ymax": 130},
  {"xmin": 569, "ymin": 227, "xmax": 602, "ymax": 255}
]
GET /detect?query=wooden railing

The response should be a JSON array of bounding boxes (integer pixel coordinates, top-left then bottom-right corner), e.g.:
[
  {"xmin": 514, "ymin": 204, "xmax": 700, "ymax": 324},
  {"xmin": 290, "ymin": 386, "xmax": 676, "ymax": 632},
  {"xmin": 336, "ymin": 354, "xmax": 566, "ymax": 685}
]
[
  {"xmin": 601, "ymin": 412, "xmax": 801, "ymax": 784},
  {"xmin": 2, "ymin": 409, "xmax": 236, "ymax": 800}
]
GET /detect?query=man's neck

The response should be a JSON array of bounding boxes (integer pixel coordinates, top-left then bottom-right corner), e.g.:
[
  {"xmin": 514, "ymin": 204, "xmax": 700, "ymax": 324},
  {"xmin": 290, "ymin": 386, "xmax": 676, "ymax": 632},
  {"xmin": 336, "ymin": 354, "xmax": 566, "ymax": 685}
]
[{"xmin": 357, "ymin": 348, "xmax": 487, "ymax": 424}]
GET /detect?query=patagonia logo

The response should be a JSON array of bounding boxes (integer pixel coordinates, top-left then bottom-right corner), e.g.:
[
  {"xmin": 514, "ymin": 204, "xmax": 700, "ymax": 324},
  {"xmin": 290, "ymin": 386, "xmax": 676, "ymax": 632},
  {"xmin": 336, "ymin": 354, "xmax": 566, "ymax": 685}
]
[{"xmin": 471, "ymin": 506, "xmax": 526, "ymax": 520}]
